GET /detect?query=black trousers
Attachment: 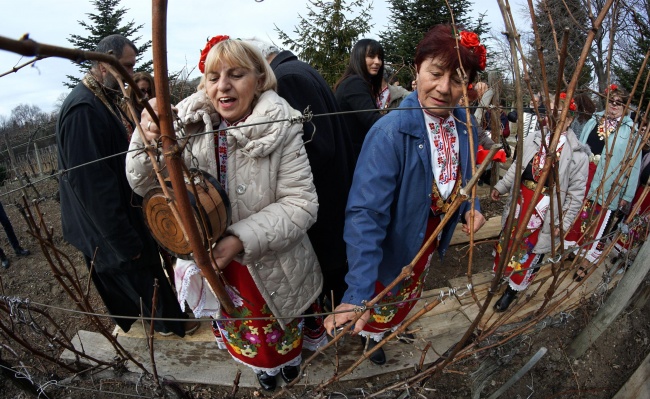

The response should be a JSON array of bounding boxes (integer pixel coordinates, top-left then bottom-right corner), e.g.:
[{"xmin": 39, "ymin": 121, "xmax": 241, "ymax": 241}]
[{"xmin": 84, "ymin": 254, "xmax": 187, "ymax": 336}]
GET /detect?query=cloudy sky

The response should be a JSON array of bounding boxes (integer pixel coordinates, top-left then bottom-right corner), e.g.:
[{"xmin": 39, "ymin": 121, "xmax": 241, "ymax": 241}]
[{"xmin": 0, "ymin": 0, "xmax": 513, "ymax": 118}]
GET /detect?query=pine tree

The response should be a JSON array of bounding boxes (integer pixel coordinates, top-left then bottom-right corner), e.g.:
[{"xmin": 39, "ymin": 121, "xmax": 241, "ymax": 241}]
[
  {"xmin": 612, "ymin": 10, "xmax": 650, "ymax": 110},
  {"xmin": 275, "ymin": 0, "xmax": 373, "ymax": 87},
  {"xmin": 526, "ymin": 0, "xmax": 592, "ymax": 94},
  {"xmin": 65, "ymin": 0, "xmax": 152, "ymax": 88},
  {"xmin": 379, "ymin": 0, "xmax": 489, "ymax": 86},
  {"xmin": 614, "ymin": 37, "xmax": 650, "ymax": 111}
]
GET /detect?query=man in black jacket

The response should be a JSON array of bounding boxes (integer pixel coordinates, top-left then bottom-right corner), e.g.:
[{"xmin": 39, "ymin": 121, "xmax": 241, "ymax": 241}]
[
  {"xmin": 246, "ymin": 39, "xmax": 355, "ymax": 308},
  {"xmin": 56, "ymin": 34, "xmax": 194, "ymax": 336}
]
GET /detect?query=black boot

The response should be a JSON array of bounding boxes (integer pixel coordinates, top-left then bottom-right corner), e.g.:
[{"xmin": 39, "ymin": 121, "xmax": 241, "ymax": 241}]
[
  {"xmin": 360, "ymin": 336, "xmax": 386, "ymax": 365},
  {"xmin": 494, "ymin": 287, "xmax": 517, "ymax": 312},
  {"xmin": 0, "ymin": 249, "xmax": 9, "ymax": 269},
  {"xmin": 256, "ymin": 372, "xmax": 276, "ymax": 391},
  {"xmin": 280, "ymin": 365, "xmax": 300, "ymax": 383},
  {"xmin": 14, "ymin": 247, "xmax": 30, "ymax": 257}
]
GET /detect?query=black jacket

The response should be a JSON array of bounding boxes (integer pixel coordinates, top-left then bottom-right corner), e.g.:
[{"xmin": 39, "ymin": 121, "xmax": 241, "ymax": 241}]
[
  {"xmin": 57, "ymin": 83, "xmax": 158, "ymax": 272},
  {"xmin": 270, "ymin": 51, "xmax": 354, "ymax": 277},
  {"xmin": 334, "ymin": 74, "xmax": 382, "ymax": 159}
]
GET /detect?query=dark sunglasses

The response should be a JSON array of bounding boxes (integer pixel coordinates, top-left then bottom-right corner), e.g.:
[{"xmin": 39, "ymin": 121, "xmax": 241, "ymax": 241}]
[{"xmin": 608, "ymin": 99, "xmax": 623, "ymax": 107}]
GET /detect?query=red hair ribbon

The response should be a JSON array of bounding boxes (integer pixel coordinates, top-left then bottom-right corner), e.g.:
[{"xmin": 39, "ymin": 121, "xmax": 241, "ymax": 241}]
[
  {"xmin": 198, "ymin": 35, "xmax": 230, "ymax": 73},
  {"xmin": 459, "ymin": 31, "xmax": 487, "ymax": 71}
]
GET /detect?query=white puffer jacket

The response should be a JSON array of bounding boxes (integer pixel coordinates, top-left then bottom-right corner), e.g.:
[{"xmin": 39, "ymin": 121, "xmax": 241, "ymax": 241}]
[
  {"xmin": 126, "ymin": 90, "xmax": 322, "ymax": 322},
  {"xmin": 494, "ymin": 128, "xmax": 590, "ymax": 254}
]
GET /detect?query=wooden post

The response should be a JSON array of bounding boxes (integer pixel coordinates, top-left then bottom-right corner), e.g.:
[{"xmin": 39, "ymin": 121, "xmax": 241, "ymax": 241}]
[
  {"xmin": 3, "ymin": 133, "xmax": 27, "ymax": 197},
  {"xmin": 33, "ymin": 142, "xmax": 43, "ymax": 176},
  {"xmin": 612, "ymin": 351, "xmax": 650, "ymax": 398},
  {"xmin": 567, "ymin": 239, "xmax": 650, "ymax": 358}
]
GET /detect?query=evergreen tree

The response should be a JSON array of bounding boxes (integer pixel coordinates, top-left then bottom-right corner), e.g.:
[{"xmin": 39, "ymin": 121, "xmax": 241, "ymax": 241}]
[
  {"xmin": 65, "ymin": 0, "xmax": 152, "ymax": 88},
  {"xmin": 613, "ymin": 9, "xmax": 650, "ymax": 110},
  {"xmin": 379, "ymin": 0, "xmax": 489, "ymax": 86},
  {"xmin": 526, "ymin": 0, "xmax": 592, "ymax": 94},
  {"xmin": 275, "ymin": 0, "xmax": 373, "ymax": 86}
]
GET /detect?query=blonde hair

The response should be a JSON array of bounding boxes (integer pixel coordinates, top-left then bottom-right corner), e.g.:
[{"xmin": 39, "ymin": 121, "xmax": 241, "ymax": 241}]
[{"xmin": 203, "ymin": 39, "xmax": 277, "ymax": 95}]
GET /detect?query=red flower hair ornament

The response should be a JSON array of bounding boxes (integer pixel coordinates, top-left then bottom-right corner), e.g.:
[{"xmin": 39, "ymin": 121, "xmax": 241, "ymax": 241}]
[
  {"xmin": 198, "ymin": 35, "xmax": 230, "ymax": 73},
  {"xmin": 605, "ymin": 84, "xmax": 618, "ymax": 93},
  {"xmin": 559, "ymin": 92, "xmax": 577, "ymax": 112},
  {"xmin": 459, "ymin": 31, "xmax": 487, "ymax": 71}
]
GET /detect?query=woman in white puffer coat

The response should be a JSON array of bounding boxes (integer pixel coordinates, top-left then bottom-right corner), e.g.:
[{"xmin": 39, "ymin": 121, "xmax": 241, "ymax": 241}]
[
  {"xmin": 490, "ymin": 92, "xmax": 589, "ymax": 312},
  {"xmin": 126, "ymin": 37, "xmax": 323, "ymax": 391}
]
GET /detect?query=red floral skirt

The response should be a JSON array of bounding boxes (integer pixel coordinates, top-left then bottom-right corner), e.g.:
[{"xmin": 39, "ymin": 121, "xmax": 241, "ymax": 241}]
[
  {"xmin": 565, "ymin": 200, "xmax": 612, "ymax": 263},
  {"xmin": 493, "ymin": 184, "xmax": 545, "ymax": 291},
  {"xmin": 614, "ymin": 185, "xmax": 650, "ymax": 253},
  {"xmin": 565, "ymin": 161, "xmax": 598, "ymax": 245},
  {"xmin": 211, "ymin": 260, "xmax": 325, "ymax": 376},
  {"xmin": 360, "ymin": 215, "xmax": 439, "ymax": 340}
]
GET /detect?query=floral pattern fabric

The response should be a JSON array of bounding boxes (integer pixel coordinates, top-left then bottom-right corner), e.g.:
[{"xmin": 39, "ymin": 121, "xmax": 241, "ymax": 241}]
[
  {"xmin": 493, "ymin": 184, "xmax": 546, "ymax": 291},
  {"xmin": 565, "ymin": 162, "xmax": 598, "ymax": 250},
  {"xmin": 569, "ymin": 200, "xmax": 611, "ymax": 263},
  {"xmin": 211, "ymin": 259, "xmax": 324, "ymax": 375},
  {"xmin": 360, "ymin": 214, "xmax": 439, "ymax": 341},
  {"xmin": 615, "ymin": 185, "xmax": 650, "ymax": 253}
]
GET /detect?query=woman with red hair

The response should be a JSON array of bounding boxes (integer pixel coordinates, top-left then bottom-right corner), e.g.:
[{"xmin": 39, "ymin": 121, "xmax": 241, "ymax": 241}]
[{"xmin": 324, "ymin": 24, "xmax": 487, "ymax": 365}]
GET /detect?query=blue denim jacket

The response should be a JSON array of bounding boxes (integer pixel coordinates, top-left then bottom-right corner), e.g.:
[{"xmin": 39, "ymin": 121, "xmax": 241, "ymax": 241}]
[
  {"xmin": 342, "ymin": 92, "xmax": 481, "ymax": 306},
  {"xmin": 579, "ymin": 111, "xmax": 641, "ymax": 210}
]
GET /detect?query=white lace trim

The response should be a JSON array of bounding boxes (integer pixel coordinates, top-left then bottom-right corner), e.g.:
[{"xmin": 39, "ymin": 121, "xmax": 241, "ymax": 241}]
[
  {"xmin": 303, "ymin": 333, "xmax": 329, "ymax": 352},
  {"xmin": 228, "ymin": 352, "xmax": 302, "ymax": 376},
  {"xmin": 507, "ymin": 253, "xmax": 541, "ymax": 291},
  {"xmin": 358, "ymin": 325, "xmax": 400, "ymax": 342},
  {"xmin": 174, "ymin": 259, "xmax": 221, "ymax": 318},
  {"xmin": 585, "ymin": 209, "xmax": 611, "ymax": 263}
]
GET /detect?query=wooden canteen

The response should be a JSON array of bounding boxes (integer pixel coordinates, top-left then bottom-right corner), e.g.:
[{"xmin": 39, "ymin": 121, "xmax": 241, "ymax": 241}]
[{"xmin": 143, "ymin": 169, "xmax": 231, "ymax": 259}]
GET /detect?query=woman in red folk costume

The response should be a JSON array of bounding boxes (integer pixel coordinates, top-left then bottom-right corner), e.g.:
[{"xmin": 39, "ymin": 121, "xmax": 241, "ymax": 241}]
[
  {"xmin": 127, "ymin": 36, "xmax": 325, "ymax": 391},
  {"xmin": 613, "ymin": 121, "xmax": 650, "ymax": 262},
  {"xmin": 565, "ymin": 85, "xmax": 641, "ymax": 280},
  {"xmin": 324, "ymin": 24, "xmax": 486, "ymax": 365},
  {"xmin": 491, "ymin": 93, "xmax": 589, "ymax": 311}
]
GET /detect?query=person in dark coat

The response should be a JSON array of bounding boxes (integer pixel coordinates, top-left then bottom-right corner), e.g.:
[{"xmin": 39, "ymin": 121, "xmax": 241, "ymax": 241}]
[
  {"xmin": 334, "ymin": 39, "xmax": 385, "ymax": 160},
  {"xmin": 245, "ymin": 39, "xmax": 355, "ymax": 308},
  {"xmin": 0, "ymin": 201, "xmax": 30, "ymax": 269},
  {"xmin": 56, "ymin": 34, "xmax": 194, "ymax": 337}
]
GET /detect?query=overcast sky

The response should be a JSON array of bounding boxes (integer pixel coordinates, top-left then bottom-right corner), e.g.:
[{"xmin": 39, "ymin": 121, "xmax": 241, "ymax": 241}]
[{"xmin": 0, "ymin": 0, "xmax": 513, "ymax": 118}]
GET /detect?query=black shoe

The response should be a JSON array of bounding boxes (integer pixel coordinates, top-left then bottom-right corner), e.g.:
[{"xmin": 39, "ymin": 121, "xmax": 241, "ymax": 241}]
[
  {"xmin": 280, "ymin": 365, "xmax": 300, "ymax": 383},
  {"xmin": 256, "ymin": 372, "xmax": 276, "ymax": 391},
  {"xmin": 360, "ymin": 336, "xmax": 386, "ymax": 365},
  {"xmin": 494, "ymin": 287, "xmax": 517, "ymax": 312},
  {"xmin": 14, "ymin": 248, "xmax": 30, "ymax": 257},
  {"xmin": 1, "ymin": 258, "xmax": 9, "ymax": 269}
]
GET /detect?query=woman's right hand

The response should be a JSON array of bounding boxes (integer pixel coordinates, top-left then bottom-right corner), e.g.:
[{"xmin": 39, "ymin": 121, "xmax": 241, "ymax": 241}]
[
  {"xmin": 491, "ymin": 189, "xmax": 501, "ymax": 201},
  {"xmin": 210, "ymin": 236, "xmax": 244, "ymax": 271},
  {"xmin": 140, "ymin": 98, "xmax": 180, "ymax": 142}
]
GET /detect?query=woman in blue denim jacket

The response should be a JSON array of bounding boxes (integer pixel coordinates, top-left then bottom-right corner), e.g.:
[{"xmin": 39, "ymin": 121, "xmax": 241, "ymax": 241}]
[{"xmin": 324, "ymin": 24, "xmax": 487, "ymax": 365}]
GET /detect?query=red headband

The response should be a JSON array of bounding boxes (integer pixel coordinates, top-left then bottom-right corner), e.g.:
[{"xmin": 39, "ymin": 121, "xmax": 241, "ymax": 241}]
[
  {"xmin": 459, "ymin": 31, "xmax": 487, "ymax": 71},
  {"xmin": 198, "ymin": 35, "xmax": 230, "ymax": 74}
]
